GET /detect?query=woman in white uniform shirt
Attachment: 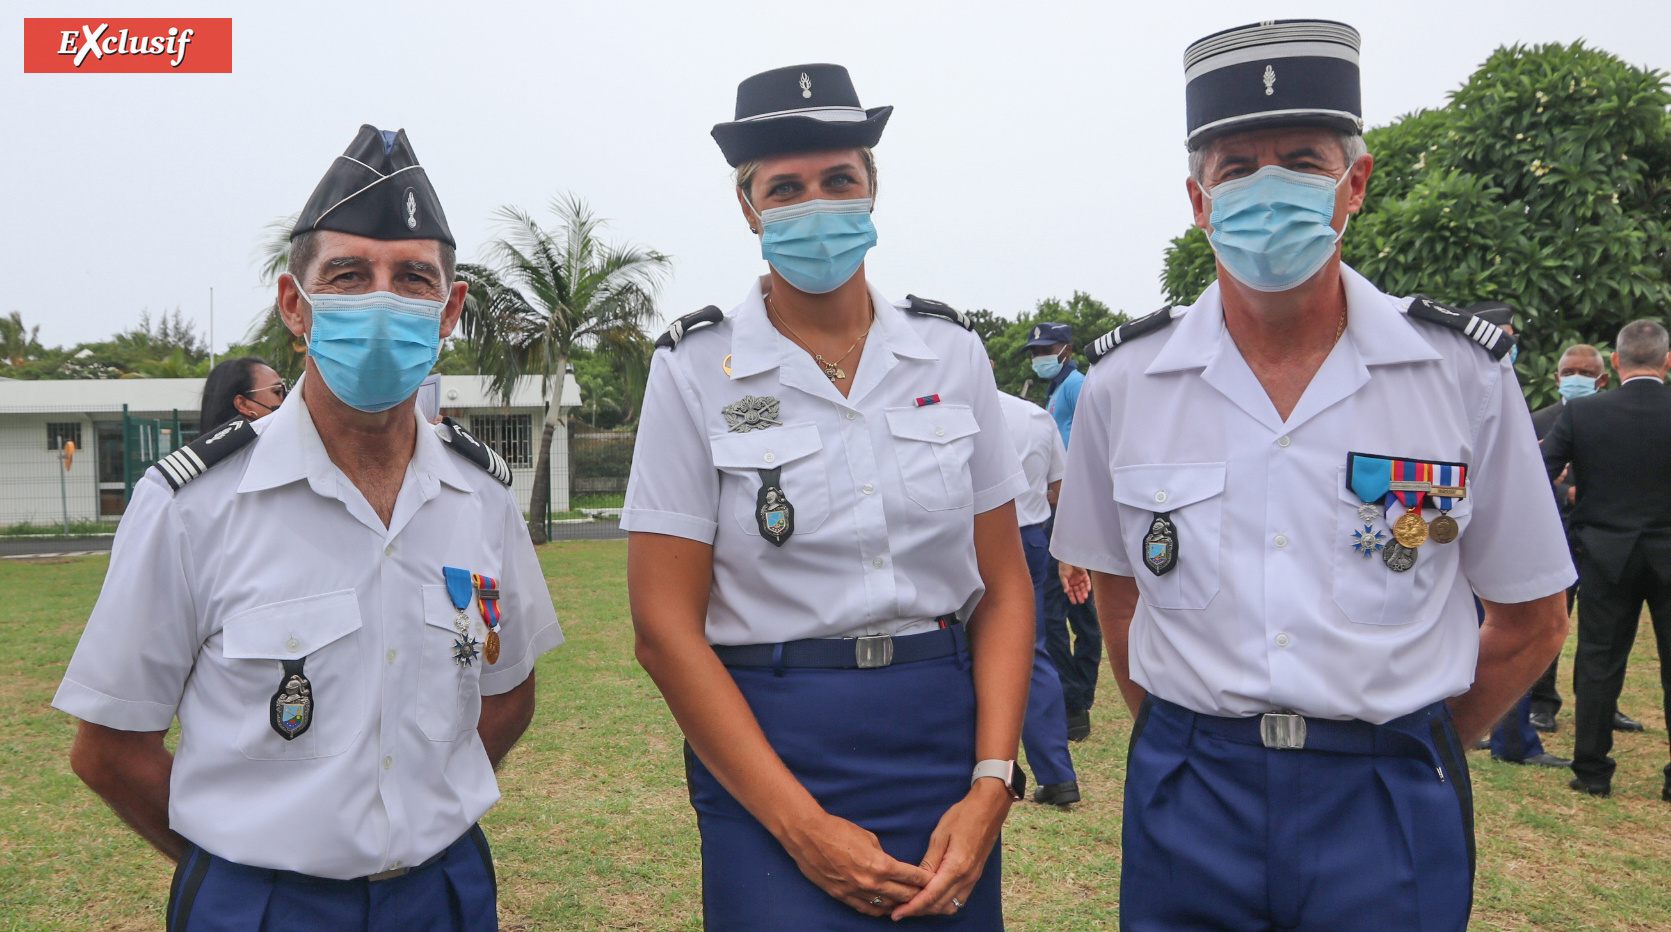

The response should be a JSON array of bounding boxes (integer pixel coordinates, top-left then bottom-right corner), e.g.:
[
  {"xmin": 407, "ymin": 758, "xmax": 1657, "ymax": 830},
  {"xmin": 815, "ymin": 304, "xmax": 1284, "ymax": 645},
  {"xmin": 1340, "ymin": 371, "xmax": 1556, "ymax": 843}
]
[{"xmin": 623, "ymin": 63, "xmax": 1034, "ymax": 929}]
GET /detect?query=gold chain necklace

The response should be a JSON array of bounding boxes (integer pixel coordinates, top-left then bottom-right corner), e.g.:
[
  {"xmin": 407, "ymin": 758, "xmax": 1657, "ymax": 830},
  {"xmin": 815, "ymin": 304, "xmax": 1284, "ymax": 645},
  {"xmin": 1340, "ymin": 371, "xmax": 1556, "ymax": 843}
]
[
  {"xmin": 1334, "ymin": 305, "xmax": 1348, "ymax": 345},
  {"xmin": 766, "ymin": 293, "xmax": 873, "ymax": 381}
]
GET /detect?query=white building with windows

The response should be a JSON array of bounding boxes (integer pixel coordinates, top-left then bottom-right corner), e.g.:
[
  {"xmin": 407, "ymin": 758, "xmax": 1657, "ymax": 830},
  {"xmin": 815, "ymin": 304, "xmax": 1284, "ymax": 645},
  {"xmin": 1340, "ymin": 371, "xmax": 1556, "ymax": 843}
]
[{"xmin": 0, "ymin": 374, "xmax": 579, "ymax": 528}]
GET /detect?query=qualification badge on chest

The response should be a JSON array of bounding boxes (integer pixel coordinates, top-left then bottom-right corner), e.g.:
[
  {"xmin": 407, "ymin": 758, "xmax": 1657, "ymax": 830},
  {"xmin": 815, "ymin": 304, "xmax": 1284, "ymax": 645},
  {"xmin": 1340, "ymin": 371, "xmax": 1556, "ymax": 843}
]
[
  {"xmin": 269, "ymin": 659, "xmax": 313, "ymax": 740},
  {"xmin": 1143, "ymin": 512, "xmax": 1178, "ymax": 576},
  {"xmin": 756, "ymin": 467, "xmax": 794, "ymax": 546},
  {"xmin": 722, "ymin": 395, "xmax": 783, "ymax": 433}
]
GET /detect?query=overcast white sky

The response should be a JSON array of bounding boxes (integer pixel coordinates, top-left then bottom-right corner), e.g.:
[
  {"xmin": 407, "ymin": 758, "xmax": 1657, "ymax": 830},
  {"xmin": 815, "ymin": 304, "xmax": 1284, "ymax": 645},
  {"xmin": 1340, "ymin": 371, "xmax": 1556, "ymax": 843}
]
[{"xmin": 4, "ymin": 1, "xmax": 1670, "ymax": 352}]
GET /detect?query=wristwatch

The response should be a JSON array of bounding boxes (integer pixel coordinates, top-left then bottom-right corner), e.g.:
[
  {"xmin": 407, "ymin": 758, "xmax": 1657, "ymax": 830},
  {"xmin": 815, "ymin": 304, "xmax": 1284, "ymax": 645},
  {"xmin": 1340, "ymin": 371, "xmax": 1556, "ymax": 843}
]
[{"xmin": 970, "ymin": 759, "xmax": 1026, "ymax": 800}]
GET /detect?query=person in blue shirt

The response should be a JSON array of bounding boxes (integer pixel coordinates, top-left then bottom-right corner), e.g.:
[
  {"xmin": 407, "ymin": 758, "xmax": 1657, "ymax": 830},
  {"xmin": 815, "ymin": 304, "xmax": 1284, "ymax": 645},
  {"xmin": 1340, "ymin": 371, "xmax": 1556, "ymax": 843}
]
[{"xmin": 1026, "ymin": 322, "xmax": 1101, "ymax": 739}]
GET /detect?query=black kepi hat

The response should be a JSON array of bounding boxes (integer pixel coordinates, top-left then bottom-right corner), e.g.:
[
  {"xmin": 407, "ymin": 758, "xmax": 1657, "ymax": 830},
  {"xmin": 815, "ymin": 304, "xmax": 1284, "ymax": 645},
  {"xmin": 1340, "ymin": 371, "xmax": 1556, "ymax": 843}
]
[
  {"xmin": 291, "ymin": 125, "xmax": 455, "ymax": 246},
  {"xmin": 1183, "ymin": 20, "xmax": 1363, "ymax": 151},
  {"xmin": 711, "ymin": 64, "xmax": 892, "ymax": 167}
]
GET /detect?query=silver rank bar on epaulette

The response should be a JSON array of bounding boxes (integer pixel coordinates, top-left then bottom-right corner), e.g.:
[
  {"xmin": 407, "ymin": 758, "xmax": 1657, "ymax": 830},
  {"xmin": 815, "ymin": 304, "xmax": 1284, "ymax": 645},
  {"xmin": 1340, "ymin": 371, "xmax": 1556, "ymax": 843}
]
[
  {"xmin": 1461, "ymin": 316, "xmax": 1504, "ymax": 351},
  {"xmin": 155, "ymin": 446, "xmax": 208, "ymax": 488}
]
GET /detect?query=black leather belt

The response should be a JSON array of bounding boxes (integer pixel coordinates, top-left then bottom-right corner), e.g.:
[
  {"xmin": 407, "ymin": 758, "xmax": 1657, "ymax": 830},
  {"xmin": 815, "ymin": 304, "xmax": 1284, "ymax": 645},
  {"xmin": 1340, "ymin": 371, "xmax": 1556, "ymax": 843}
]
[
  {"xmin": 712, "ymin": 618, "xmax": 962, "ymax": 670},
  {"xmin": 1153, "ymin": 696, "xmax": 1447, "ymax": 767}
]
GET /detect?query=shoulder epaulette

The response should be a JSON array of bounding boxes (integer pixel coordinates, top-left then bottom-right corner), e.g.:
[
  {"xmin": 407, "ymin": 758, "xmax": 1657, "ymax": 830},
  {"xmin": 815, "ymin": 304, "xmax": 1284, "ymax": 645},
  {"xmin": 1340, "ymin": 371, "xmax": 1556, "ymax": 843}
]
[
  {"xmin": 439, "ymin": 417, "xmax": 513, "ymax": 487},
  {"xmin": 655, "ymin": 306, "xmax": 724, "ymax": 350},
  {"xmin": 153, "ymin": 417, "xmax": 257, "ymax": 491},
  {"xmin": 904, "ymin": 294, "xmax": 971, "ymax": 330},
  {"xmin": 1085, "ymin": 306, "xmax": 1176, "ymax": 366},
  {"xmin": 1405, "ymin": 296, "xmax": 1516, "ymax": 360}
]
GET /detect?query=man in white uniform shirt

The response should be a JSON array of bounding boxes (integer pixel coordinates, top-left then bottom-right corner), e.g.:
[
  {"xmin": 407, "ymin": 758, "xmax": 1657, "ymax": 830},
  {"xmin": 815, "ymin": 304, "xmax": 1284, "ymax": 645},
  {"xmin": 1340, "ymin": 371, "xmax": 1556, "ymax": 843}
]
[
  {"xmin": 996, "ymin": 385, "xmax": 1079, "ymax": 805},
  {"xmin": 1051, "ymin": 21, "xmax": 1573, "ymax": 931},
  {"xmin": 53, "ymin": 125, "xmax": 563, "ymax": 932}
]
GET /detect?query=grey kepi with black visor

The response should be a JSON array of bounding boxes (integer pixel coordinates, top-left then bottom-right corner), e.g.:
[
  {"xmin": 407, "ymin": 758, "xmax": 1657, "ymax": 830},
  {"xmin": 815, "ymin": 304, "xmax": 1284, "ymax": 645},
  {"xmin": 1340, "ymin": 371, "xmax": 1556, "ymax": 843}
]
[
  {"xmin": 711, "ymin": 63, "xmax": 891, "ymax": 166},
  {"xmin": 1183, "ymin": 20, "xmax": 1363, "ymax": 150}
]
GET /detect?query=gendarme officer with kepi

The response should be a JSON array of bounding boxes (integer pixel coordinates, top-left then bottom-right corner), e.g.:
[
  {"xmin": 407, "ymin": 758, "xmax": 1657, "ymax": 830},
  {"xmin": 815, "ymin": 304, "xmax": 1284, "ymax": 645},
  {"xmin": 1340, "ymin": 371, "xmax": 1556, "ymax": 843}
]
[
  {"xmin": 54, "ymin": 125, "xmax": 564, "ymax": 932},
  {"xmin": 1051, "ymin": 21, "xmax": 1574, "ymax": 930},
  {"xmin": 623, "ymin": 64, "xmax": 1034, "ymax": 928}
]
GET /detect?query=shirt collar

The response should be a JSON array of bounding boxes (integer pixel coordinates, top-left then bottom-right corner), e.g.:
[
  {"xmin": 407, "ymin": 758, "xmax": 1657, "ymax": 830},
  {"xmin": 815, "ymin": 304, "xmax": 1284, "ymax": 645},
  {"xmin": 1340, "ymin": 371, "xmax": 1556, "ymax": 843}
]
[
  {"xmin": 725, "ymin": 276, "xmax": 936, "ymax": 381},
  {"xmin": 1048, "ymin": 358, "xmax": 1078, "ymax": 392},
  {"xmin": 237, "ymin": 377, "xmax": 472, "ymax": 496},
  {"xmin": 1146, "ymin": 265, "xmax": 1442, "ymax": 376}
]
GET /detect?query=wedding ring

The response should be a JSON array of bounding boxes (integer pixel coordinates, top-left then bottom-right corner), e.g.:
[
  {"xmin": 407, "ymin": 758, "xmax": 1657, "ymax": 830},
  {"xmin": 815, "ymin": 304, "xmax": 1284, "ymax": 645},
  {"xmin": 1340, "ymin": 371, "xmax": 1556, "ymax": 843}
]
[
  {"xmin": 951, "ymin": 896, "xmax": 964, "ymax": 909},
  {"xmin": 870, "ymin": 895, "xmax": 884, "ymax": 907}
]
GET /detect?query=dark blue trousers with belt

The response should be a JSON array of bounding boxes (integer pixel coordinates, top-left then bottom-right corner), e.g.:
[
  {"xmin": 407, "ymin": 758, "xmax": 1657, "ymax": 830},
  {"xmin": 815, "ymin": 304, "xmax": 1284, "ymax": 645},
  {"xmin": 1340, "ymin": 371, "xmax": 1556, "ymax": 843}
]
[
  {"xmin": 1041, "ymin": 513, "xmax": 1100, "ymax": 714},
  {"xmin": 166, "ymin": 826, "xmax": 497, "ymax": 932},
  {"xmin": 1020, "ymin": 523, "xmax": 1076, "ymax": 787},
  {"xmin": 1121, "ymin": 697, "xmax": 1474, "ymax": 932},
  {"xmin": 689, "ymin": 628, "xmax": 1002, "ymax": 930}
]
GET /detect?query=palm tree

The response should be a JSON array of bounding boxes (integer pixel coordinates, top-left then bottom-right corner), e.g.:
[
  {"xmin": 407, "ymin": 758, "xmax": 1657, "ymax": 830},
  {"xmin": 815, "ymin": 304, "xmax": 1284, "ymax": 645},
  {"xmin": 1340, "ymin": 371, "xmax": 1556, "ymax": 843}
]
[
  {"xmin": 460, "ymin": 194, "xmax": 670, "ymax": 542},
  {"xmin": 244, "ymin": 215, "xmax": 308, "ymax": 379}
]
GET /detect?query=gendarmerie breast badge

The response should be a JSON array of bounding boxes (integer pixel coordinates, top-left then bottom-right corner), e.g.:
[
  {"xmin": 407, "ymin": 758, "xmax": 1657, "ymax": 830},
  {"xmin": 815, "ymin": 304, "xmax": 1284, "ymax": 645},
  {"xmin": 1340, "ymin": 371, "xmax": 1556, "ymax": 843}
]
[
  {"xmin": 269, "ymin": 660, "xmax": 314, "ymax": 740},
  {"xmin": 1143, "ymin": 512, "xmax": 1178, "ymax": 576},
  {"xmin": 755, "ymin": 467, "xmax": 794, "ymax": 546}
]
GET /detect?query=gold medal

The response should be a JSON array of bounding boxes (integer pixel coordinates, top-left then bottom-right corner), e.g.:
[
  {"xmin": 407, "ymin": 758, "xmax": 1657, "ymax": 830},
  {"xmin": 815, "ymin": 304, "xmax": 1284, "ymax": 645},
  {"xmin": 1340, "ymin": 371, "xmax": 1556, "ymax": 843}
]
[
  {"xmin": 1429, "ymin": 513, "xmax": 1459, "ymax": 544},
  {"xmin": 1392, "ymin": 510, "xmax": 1429, "ymax": 548},
  {"xmin": 484, "ymin": 628, "xmax": 501, "ymax": 665}
]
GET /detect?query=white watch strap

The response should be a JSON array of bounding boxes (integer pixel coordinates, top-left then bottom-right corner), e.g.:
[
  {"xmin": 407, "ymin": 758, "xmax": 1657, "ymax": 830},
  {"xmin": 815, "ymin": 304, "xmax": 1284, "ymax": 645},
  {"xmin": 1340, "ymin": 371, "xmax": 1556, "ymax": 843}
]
[{"xmin": 970, "ymin": 759, "xmax": 1013, "ymax": 786}]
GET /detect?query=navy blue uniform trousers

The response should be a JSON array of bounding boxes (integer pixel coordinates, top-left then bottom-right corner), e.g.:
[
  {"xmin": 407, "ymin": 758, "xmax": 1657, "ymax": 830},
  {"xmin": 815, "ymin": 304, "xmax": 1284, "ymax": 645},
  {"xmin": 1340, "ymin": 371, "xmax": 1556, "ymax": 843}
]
[
  {"xmin": 687, "ymin": 648, "xmax": 1003, "ymax": 930},
  {"xmin": 166, "ymin": 826, "xmax": 497, "ymax": 932},
  {"xmin": 1020, "ymin": 524, "xmax": 1076, "ymax": 786},
  {"xmin": 1041, "ymin": 514, "xmax": 1101, "ymax": 714},
  {"xmin": 1121, "ymin": 697, "xmax": 1474, "ymax": 932},
  {"xmin": 1480, "ymin": 599, "xmax": 1547, "ymax": 762}
]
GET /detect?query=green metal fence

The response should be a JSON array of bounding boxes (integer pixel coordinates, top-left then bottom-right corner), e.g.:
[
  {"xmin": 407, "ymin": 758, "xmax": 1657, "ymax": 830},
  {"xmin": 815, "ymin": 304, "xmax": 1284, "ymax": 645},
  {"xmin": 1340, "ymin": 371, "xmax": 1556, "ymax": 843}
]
[{"xmin": 120, "ymin": 405, "xmax": 197, "ymax": 505}]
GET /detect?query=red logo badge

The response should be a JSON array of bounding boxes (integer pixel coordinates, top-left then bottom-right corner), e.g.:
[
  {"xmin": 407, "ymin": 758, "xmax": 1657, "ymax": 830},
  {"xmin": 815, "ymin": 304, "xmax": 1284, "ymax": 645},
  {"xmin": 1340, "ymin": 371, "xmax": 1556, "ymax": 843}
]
[{"xmin": 23, "ymin": 19, "xmax": 232, "ymax": 73}]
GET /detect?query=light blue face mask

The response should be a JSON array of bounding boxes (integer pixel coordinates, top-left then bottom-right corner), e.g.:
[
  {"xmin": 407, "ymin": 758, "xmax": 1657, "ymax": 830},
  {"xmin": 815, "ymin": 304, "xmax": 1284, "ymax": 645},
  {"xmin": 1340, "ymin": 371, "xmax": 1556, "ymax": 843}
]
[
  {"xmin": 1558, "ymin": 373, "xmax": 1597, "ymax": 399},
  {"xmin": 1207, "ymin": 165, "xmax": 1350, "ymax": 293},
  {"xmin": 754, "ymin": 198, "xmax": 877, "ymax": 295},
  {"xmin": 1032, "ymin": 355, "xmax": 1063, "ymax": 380},
  {"xmin": 292, "ymin": 278, "xmax": 444, "ymax": 413}
]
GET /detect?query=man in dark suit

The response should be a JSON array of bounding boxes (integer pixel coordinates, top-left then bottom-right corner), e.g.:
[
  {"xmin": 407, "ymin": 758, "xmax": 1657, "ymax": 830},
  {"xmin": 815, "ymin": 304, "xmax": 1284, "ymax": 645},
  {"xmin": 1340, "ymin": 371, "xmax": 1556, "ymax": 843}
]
[{"xmin": 1541, "ymin": 319, "xmax": 1671, "ymax": 800}]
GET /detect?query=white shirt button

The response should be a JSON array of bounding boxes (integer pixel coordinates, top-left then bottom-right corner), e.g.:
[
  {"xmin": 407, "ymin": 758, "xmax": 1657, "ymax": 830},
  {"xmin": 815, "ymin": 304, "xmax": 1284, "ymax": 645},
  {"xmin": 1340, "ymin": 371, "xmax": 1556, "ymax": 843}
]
[
  {"xmin": 1277, "ymin": 435, "xmax": 1292, "ymax": 448},
  {"xmin": 285, "ymin": 637, "xmax": 300, "ymax": 652},
  {"xmin": 386, "ymin": 649, "xmax": 397, "ymax": 664},
  {"xmin": 862, "ymin": 483, "xmax": 875, "ymax": 495},
  {"xmin": 1274, "ymin": 534, "xmax": 1289, "ymax": 548},
  {"xmin": 1154, "ymin": 490, "xmax": 1169, "ymax": 504},
  {"xmin": 935, "ymin": 427, "xmax": 946, "ymax": 437},
  {"xmin": 382, "ymin": 756, "xmax": 393, "ymax": 771},
  {"xmin": 763, "ymin": 453, "xmax": 776, "ymax": 464},
  {"xmin": 872, "ymin": 557, "xmax": 885, "ymax": 569},
  {"xmin": 845, "ymin": 410, "xmax": 857, "ymax": 420},
  {"xmin": 1275, "ymin": 633, "xmax": 1291, "ymax": 648},
  {"xmin": 384, "ymin": 542, "xmax": 395, "ymax": 556}
]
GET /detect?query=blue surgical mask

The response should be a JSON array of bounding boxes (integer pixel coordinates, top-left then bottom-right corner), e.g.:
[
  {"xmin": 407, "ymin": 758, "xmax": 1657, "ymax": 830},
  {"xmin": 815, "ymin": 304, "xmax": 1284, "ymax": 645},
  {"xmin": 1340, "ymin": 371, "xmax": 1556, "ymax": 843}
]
[
  {"xmin": 292, "ymin": 278, "xmax": 444, "ymax": 413},
  {"xmin": 1206, "ymin": 165, "xmax": 1350, "ymax": 293},
  {"xmin": 1558, "ymin": 373, "xmax": 1598, "ymax": 399},
  {"xmin": 1032, "ymin": 355, "xmax": 1064, "ymax": 380},
  {"xmin": 1508, "ymin": 345, "xmax": 1520, "ymax": 366},
  {"xmin": 754, "ymin": 198, "xmax": 876, "ymax": 295}
]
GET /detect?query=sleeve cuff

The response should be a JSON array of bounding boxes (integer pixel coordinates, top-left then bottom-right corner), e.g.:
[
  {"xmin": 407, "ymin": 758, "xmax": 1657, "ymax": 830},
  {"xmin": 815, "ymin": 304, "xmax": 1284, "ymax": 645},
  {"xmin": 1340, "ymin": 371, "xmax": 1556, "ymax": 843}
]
[
  {"xmin": 1049, "ymin": 539, "xmax": 1133, "ymax": 576},
  {"xmin": 1470, "ymin": 565, "xmax": 1578, "ymax": 606},
  {"xmin": 479, "ymin": 616, "xmax": 566, "ymax": 696},
  {"xmin": 619, "ymin": 508, "xmax": 718, "ymax": 543},
  {"xmin": 52, "ymin": 678, "xmax": 177, "ymax": 732},
  {"xmin": 973, "ymin": 470, "xmax": 1029, "ymax": 515}
]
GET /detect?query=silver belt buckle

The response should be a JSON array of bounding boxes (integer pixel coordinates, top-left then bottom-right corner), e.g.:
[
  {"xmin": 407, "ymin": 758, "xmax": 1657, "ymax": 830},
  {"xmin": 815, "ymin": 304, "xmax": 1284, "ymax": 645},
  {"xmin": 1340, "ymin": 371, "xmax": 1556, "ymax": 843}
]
[
  {"xmin": 1260, "ymin": 711, "xmax": 1307, "ymax": 750},
  {"xmin": 854, "ymin": 635, "xmax": 894, "ymax": 669}
]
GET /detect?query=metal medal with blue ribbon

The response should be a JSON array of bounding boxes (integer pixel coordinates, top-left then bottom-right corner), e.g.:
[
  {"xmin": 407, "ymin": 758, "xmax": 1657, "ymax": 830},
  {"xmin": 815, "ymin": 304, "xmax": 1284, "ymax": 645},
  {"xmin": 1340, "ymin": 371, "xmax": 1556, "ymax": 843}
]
[
  {"xmin": 442, "ymin": 566, "xmax": 481, "ymax": 666},
  {"xmin": 1429, "ymin": 462, "xmax": 1467, "ymax": 544},
  {"xmin": 1346, "ymin": 453, "xmax": 1392, "ymax": 555}
]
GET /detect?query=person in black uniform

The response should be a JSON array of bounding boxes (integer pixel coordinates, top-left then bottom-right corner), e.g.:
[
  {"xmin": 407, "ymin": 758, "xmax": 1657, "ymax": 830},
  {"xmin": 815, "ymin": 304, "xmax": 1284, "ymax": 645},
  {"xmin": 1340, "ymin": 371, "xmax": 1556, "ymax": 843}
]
[
  {"xmin": 1531, "ymin": 343, "xmax": 1646, "ymax": 733},
  {"xmin": 1541, "ymin": 319, "xmax": 1671, "ymax": 800}
]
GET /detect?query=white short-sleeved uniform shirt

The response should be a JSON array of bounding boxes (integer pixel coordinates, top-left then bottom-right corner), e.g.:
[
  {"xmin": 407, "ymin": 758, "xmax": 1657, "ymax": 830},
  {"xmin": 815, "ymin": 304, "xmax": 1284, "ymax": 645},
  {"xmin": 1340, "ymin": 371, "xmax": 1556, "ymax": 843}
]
[
  {"xmin": 1051, "ymin": 266, "xmax": 1575, "ymax": 724},
  {"xmin": 53, "ymin": 388, "xmax": 564, "ymax": 879},
  {"xmin": 997, "ymin": 391, "xmax": 1067, "ymax": 528},
  {"xmin": 622, "ymin": 278, "xmax": 1026, "ymax": 646}
]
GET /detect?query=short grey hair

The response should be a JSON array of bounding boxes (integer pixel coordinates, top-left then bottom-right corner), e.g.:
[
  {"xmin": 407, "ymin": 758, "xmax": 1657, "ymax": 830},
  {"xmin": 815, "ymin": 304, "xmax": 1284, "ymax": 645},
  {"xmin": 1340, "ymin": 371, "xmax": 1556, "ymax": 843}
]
[
  {"xmin": 1559, "ymin": 343, "xmax": 1605, "ymax": 364},
  {"xmin": 1189, "ymin": 130, "xmax": 1368, "ymax": 186},
  {"xmin": 286, "ymin": 230, "xmax": 456, "ymax": 287},
  {"xmin": 1616, "ymin": 319, "xmax": 1670, "ymax": 370}
]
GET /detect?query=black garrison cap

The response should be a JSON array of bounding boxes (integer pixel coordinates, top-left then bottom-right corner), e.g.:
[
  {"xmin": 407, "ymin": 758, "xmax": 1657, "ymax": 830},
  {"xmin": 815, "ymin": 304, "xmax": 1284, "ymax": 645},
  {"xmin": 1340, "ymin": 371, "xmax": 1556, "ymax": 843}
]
[
  {"xmin": 711, "ymin": 64, "xmax": 892, "ymax": 167},
  {"xmin": 1465, "ymin": 301, "xmax": 1517, "ymax": 329},
  {"xmin": 291, "ymin": 125, "xmax": 454, "ymax": 246},
  {"xmin": 1183, "ymin": 20, "xmax": 1363, "ymax": 151}
]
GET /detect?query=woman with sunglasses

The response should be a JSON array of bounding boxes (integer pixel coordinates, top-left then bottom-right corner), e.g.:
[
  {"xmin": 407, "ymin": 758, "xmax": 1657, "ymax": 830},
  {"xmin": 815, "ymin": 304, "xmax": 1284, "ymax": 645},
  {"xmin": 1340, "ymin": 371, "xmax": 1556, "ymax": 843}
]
[
  {"xmin": 200, "ymin": 356, "xmax": 286, "ymax": 428},
  {"xmin": 623, "ymin": 63, "xmax": 1034, "ymax": 929}
]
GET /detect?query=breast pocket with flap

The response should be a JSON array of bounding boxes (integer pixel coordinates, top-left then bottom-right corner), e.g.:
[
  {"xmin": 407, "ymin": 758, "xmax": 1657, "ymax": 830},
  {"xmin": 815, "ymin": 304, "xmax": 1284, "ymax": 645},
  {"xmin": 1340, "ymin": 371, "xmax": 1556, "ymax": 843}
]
[
  {"xmin": 885, "ymin": 404, "xmax": 981, "ymax": 512},
  {"xmin": 710, "ymin": 423, "xmax": 831, "ymax": 535},
  {"xmin": 417, "ymin": 584, "xmax": 487, "ymax": 741},
  {"xmin": 1111, "ymin": 463, "xmax": 1226, "ymax": 610},
  {"xmin": 222, "ymin": 590, "xmax": 365, "ymax": 761},
  {"xmin": 1331, "ymin": 467, "xmax": 1471, "ymax": 626}
]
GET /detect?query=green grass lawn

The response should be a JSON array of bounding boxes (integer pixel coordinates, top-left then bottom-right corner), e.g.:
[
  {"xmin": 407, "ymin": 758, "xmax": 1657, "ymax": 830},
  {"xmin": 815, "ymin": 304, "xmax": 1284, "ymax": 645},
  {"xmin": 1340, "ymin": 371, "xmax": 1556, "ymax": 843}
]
[{"xmin": 2, "ymin": 542, "xmax": 1668, "ymax": 930}]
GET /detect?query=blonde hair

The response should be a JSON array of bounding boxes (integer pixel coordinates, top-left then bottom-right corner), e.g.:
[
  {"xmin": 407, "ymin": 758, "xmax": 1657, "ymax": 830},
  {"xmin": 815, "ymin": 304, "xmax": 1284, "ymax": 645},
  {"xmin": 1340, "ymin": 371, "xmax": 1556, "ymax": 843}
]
[{"xmin": 736, "ymin": 148, "xmax": 877, "ymax": 205}]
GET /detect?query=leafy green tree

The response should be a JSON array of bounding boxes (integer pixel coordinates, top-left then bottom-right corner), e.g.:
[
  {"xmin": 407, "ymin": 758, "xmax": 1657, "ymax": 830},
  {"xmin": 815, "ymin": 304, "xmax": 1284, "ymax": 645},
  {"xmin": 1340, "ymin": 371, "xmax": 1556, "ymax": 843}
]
[
  {"xmin": 1, "ymin": 311, "xmax": 45, "ymax": 368},
  {"xmin": 1161, "ymin": 41, "xmax": 1671, "ymax": 409},
  {"xmin": 459, "ymin": 194, "xmax": 669, "ymax": 541},
  {"xmin": 981, "ymin": 292, "xmax": 1131, "ymax": 402}
]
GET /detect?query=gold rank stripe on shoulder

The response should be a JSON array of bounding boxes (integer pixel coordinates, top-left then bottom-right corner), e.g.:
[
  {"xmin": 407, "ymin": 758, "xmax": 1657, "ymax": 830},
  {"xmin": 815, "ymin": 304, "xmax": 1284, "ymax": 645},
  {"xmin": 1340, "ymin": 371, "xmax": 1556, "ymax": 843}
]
[{"xmin": 152, "ymin": 417, "xmax": 257, "ymax": 492}]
